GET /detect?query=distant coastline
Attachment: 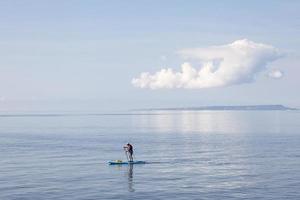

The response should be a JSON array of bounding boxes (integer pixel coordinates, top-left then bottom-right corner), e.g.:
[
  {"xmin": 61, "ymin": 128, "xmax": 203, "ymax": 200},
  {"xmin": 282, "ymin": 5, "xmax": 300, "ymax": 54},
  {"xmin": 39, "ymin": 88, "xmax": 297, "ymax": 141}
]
[{"xmin": 136, "ymin": 105, "xmax": 297, "ymax": 111}]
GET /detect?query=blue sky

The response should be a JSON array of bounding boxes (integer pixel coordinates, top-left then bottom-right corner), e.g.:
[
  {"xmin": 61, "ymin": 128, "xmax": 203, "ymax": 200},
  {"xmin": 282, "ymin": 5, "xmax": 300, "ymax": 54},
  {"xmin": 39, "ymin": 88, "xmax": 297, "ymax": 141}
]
[{"xmin": 0, "ymin": 0, "xmax": 299, "ymax": 111}]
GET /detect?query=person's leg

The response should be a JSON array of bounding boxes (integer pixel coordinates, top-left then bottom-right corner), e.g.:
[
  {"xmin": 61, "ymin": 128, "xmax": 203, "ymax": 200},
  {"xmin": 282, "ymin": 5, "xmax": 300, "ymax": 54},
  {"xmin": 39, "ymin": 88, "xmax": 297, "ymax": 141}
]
[{"xmin": 129, "ymin": 152, "xmax": 133, "ymax": 161}]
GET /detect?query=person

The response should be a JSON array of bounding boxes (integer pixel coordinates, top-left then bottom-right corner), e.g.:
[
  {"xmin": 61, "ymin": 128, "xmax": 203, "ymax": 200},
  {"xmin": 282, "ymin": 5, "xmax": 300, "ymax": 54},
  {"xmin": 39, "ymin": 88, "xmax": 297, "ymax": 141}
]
[{"xmin": 123, "ymin": 143, "xmax": 133, "ymax": 162}]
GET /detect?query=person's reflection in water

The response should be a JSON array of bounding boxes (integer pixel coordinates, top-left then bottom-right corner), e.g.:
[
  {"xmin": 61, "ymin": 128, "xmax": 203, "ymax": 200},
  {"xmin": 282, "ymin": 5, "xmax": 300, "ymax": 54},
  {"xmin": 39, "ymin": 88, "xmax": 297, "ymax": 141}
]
[{"xmin": 127, "ymin": 164, "xmax": 135, "ymax": 192}]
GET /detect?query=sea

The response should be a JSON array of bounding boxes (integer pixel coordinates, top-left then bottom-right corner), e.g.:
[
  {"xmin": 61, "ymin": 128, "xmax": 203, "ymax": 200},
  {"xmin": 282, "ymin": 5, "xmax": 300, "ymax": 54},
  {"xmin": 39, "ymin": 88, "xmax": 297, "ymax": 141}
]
[{"xmin": 0, "ymin": 110, "xmax": 300, "ymax": 200}]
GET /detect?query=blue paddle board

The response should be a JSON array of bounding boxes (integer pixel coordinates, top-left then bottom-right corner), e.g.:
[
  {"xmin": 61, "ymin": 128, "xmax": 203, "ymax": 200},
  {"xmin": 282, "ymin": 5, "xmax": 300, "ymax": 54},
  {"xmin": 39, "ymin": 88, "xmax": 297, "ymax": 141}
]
[{"xmin": 108, "ymin": 160, "xmax": 146, "ymax": 165}]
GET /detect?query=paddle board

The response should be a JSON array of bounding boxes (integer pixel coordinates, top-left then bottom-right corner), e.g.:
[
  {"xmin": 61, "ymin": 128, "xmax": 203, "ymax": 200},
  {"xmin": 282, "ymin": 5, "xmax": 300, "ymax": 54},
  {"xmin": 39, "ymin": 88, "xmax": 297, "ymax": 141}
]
[{"xmin": 108, "ymin": 160, "xmax": 146, "ymax": 165}]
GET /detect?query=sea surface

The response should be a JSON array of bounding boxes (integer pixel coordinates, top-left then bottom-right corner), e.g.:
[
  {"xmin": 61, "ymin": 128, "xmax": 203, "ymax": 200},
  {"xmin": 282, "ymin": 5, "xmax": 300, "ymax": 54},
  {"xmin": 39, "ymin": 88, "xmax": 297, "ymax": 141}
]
[{"xmin": 0, "ymin": 111, "xmax": 300, "ymax": 200}]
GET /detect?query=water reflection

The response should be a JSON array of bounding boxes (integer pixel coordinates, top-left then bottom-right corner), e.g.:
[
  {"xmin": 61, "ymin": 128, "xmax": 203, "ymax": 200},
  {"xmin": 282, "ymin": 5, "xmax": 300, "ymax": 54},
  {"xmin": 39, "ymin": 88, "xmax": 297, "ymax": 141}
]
[
  {"xmin": 131, "ymin": 111, "xmax": 283, "ymax": 134},
  {"xmin": 127, "ymin": 164, "xmax": 134, "ymax": 192},
  {"xmin": 111, "ymin": 164, "xmax": 135, "ymax": 192}
]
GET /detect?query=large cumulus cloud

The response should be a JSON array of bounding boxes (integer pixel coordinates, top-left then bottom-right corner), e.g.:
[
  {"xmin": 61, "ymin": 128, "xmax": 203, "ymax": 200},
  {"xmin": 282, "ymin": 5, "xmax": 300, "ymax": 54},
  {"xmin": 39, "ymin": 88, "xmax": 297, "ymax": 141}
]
[{"xmin": 132, "ymin": 39, "xmax": 282, "ymax": 89}]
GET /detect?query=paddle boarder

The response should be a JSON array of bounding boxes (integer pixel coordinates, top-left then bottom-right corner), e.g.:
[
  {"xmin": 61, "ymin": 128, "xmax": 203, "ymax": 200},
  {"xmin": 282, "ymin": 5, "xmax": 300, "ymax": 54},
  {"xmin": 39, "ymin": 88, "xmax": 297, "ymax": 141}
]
[{"xmin": 123, "ymin": 143, "xmax": 134, "ymax": 162}]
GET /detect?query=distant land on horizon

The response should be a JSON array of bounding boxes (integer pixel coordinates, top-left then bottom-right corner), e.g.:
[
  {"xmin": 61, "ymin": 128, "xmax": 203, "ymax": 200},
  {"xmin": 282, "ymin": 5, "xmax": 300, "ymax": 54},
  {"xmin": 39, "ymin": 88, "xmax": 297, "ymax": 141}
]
[{"xmin": 137, "ymin": 105, "xmax": 297, "ymax": 111}]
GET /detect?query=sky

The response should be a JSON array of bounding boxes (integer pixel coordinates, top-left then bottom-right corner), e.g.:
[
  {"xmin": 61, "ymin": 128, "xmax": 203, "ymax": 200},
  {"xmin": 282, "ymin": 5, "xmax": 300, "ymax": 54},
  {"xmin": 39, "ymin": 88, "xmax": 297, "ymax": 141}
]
[{"xmin": 0, "ymin": 0, "xmax": 299, "ymax": 112}]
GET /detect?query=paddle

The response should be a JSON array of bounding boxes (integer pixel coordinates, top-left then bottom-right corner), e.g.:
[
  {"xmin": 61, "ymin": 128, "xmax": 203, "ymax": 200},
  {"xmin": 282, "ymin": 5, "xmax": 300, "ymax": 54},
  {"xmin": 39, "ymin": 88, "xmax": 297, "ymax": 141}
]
[{"xmin": 124, "ymin": 148, "xmax": 129, "ymax": 161}]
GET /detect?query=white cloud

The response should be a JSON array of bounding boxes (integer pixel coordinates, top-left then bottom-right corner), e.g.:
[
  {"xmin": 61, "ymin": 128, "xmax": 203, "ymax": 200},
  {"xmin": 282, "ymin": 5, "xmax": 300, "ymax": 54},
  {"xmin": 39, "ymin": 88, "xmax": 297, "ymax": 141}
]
[
  {"xmin": 268, "ymin": 69, "xmax": 283, "ymax": 79},
  {"xmin": 132, "ymin": 39, "xmax": 282, "ymax": 89}
]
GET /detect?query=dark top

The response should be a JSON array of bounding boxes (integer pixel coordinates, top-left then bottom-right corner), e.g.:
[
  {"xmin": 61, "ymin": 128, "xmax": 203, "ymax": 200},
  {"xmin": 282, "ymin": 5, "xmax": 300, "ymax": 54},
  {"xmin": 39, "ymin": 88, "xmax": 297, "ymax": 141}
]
[{"xmin": 127, "ymin": 144, "xmax": 133, "ymax": 154}]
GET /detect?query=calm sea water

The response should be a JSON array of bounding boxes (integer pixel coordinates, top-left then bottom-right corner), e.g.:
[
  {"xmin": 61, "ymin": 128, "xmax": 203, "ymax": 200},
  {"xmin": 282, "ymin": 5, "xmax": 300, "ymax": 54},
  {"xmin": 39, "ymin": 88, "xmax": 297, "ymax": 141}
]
[{"xmin": 0, "ymin": 111, "xmax": 300, "ymax": 200}]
